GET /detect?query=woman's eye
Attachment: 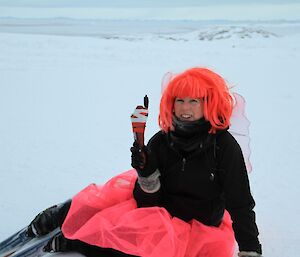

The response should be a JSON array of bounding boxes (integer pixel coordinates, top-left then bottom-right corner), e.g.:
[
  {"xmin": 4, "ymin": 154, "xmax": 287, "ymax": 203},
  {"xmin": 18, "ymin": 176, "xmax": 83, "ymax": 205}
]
[
  {"xmin": 190, "ymin": 99, "xmax": 199, "ymax": 104},
  {"xmin": 176, "ymin": 99, "xmax": 184, "ymax": 103}
]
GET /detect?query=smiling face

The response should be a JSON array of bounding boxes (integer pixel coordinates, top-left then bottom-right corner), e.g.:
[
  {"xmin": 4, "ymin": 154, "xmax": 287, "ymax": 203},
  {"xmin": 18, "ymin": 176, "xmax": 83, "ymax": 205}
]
[
  {"xmin": 173, "ymin": 97, "xmax": 204, "ymax": 121},
  {"xmin": 159, "ymin": 68, "xmax": 233, "ymax": 133}
]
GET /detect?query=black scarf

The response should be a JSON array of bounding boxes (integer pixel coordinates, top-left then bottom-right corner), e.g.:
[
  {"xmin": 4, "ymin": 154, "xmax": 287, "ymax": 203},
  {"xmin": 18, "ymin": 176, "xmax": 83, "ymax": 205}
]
[{"xmin": 169, "ymin": 116, "xmax": 213, "ymax": 154}]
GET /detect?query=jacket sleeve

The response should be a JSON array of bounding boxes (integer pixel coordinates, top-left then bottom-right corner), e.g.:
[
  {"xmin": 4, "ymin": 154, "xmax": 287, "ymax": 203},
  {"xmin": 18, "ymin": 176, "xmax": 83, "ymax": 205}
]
[
  {"xmin": 218, "ymin": 132, "xmax": 262, "ymax": 254},
  {"xmin": 133, "ymin": 131, "xmax": 163, "ymax": 208}
]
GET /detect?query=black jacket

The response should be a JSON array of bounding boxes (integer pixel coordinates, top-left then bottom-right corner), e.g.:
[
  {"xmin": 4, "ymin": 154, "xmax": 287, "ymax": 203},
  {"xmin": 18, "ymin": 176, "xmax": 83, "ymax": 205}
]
[{"xmin": 133, "ymin": 129, "xmax": 262, "ymax": 254}]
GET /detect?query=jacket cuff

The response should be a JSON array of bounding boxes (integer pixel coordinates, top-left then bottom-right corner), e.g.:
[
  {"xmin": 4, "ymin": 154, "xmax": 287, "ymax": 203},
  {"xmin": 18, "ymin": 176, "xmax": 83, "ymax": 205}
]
[
  {"xmin": 238, "ymin": 251, "xmax": 262, "ymax": 257},
  {"xmin": 137, "ymin": 170, "xmax": 161, "ymax": 193}
]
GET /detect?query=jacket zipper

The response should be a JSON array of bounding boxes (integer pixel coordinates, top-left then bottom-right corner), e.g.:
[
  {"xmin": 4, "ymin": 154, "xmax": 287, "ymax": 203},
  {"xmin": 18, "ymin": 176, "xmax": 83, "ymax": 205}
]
[{"xmin": 181, "ymin": 158, "xmax": 186, "ymax": 171}]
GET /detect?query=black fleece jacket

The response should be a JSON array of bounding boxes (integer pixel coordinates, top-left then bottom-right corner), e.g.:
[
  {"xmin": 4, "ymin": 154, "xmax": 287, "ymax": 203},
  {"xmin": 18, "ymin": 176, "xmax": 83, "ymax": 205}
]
[{"xmin": 133, "ymin": 130, "xmax": 262, "ymax": 254}]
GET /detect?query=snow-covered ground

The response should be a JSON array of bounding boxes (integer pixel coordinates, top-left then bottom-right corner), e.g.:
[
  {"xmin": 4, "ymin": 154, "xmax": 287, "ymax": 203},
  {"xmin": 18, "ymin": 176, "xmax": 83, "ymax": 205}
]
[{"xmin": 0, "ymin": 19, "xmax": 300, "ymax": 256}]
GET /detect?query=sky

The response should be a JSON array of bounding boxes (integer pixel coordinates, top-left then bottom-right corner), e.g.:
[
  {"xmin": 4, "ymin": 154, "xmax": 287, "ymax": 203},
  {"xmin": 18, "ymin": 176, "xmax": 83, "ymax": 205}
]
[
  {"xmin": 0, "ymin": 0, "xmax": 300, "ymax": 20},
  {"xmin": 0, "ymin": 0, "xmax": 300, "ymax": 7}
]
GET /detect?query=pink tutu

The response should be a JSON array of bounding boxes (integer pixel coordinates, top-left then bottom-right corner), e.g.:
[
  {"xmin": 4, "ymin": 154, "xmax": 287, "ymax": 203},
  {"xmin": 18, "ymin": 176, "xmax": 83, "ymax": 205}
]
[{"xmin": 62, "ymin": 169, "xmax": 236, "ymax": 257}]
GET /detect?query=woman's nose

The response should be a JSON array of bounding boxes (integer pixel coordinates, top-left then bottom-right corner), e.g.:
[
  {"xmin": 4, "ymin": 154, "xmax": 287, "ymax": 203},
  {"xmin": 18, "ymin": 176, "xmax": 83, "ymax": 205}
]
[{"xmin": 181, "ymin": 101, "xmax": 191, "ymax": 110}]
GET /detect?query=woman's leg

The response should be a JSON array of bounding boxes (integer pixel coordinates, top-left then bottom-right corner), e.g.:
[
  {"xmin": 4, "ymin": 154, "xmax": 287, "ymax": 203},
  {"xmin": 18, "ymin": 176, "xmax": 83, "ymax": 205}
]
[{"xmin": 45, "ymin": 233, "xmax": 139, "ymax": 257}]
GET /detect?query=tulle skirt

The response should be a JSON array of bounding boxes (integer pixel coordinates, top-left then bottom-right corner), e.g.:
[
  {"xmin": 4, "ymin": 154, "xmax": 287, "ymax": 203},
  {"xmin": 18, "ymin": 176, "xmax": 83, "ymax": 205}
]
[{"xmin": 62, "ymin": 169, "xmax": 236, "ymax": 257}]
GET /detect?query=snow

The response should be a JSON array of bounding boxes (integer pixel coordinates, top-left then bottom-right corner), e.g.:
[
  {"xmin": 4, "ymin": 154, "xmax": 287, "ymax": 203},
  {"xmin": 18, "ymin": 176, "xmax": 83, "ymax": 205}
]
[{"xmin": 0, "ymin": 18, "xmax": 300, "ymax": 256}]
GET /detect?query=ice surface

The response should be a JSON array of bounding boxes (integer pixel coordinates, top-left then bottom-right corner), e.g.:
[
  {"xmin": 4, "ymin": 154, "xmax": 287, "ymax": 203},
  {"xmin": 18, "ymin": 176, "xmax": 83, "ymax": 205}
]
[{"xmin": 0, "ymin": 19, "xmax": 299, "ymax": 256}]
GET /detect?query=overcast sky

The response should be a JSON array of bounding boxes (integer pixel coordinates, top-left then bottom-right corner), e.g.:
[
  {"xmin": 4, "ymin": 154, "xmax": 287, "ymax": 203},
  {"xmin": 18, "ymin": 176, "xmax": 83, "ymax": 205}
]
[
  {"xmin": 0, "ymin": 0, "xmax": 300, "ymax": 7},
  {"xmin": 0, "ymin": 0, "xmax": 299, "ymax": 20}
]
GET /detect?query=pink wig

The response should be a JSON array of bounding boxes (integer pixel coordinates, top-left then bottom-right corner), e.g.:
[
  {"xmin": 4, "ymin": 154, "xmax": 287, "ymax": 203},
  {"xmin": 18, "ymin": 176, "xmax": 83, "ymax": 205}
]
[{"xmin": 159, "ymin": 67, "xmax": 234, "ymax": 133}]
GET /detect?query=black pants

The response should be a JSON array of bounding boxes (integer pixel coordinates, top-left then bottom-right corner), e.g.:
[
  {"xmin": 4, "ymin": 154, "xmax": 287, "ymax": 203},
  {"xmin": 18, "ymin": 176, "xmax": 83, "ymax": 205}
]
[{"xmin": 68, "ymin": 239, "xmax": 139, "ymax": 257}]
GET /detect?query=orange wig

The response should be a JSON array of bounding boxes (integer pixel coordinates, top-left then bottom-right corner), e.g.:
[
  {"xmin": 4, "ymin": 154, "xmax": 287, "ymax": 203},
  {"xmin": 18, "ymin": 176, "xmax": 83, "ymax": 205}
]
[{"xmin": 159, "ymin": 67, "xmax": 234, "ymax": 134}]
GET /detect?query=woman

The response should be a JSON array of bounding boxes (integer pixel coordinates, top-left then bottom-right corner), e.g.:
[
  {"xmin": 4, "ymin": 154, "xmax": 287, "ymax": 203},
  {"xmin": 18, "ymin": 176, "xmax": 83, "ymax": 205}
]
[
  {"xmin": 130, "ymin": 67, "xmax": 262, "ymax": 257},
  {"xmin": 28, "ymin": 67, "xmax": 262, "ymax": 257}
]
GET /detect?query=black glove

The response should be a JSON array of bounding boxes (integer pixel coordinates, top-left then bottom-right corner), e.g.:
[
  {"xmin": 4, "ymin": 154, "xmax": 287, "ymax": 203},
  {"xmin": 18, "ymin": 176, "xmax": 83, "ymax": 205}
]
[
  {"xmin": 27, "ymin": 200, "xmax": 72, "ymax": 237},
  {"xmin": 44, "ymin": 233, "xmax": 72, "ymax": 252},
  {"xmin": 130, "ymin": 141, "xmax": 157, "ymax": 177}
]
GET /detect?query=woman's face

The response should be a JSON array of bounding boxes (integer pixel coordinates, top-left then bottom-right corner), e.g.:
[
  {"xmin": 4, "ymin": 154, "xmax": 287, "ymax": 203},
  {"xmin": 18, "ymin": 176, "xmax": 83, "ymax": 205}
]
[{"xmin": 173, "ymin": 97, "xmax": 204, "ymax": 121}]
